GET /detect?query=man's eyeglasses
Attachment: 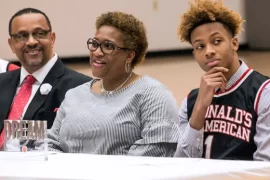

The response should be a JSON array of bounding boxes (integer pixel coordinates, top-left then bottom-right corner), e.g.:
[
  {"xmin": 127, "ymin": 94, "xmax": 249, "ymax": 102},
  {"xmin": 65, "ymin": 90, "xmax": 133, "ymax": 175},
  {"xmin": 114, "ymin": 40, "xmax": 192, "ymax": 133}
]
[
  {"xmin": 10, "ymin": 29, "xmax": 51, "ymax": 43},
  {"xmin": 87, "ymin": 38, "xmax": 129, "ymax": 55}
]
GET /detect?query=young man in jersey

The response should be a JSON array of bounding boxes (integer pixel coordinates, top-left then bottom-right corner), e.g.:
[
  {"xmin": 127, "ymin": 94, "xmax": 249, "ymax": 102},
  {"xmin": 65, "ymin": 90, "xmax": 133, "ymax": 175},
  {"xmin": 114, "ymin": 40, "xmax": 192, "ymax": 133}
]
[{"xmin": 174, "ymin": 0, "xmax": 270, "ymax": 160}]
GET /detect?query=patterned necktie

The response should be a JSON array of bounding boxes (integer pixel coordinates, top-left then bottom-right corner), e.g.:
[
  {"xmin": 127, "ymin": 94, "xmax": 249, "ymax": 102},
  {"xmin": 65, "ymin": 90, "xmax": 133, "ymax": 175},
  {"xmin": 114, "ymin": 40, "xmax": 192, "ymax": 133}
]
[{"xmin": 0, "ymin": 75, "xmax": 36, "ymax": 148}]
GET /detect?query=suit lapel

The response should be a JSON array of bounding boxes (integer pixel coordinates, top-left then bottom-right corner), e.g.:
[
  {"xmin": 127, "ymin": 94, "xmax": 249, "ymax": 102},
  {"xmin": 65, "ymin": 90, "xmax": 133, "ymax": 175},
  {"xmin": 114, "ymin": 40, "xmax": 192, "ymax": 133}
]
[
  {"xmin": 23, "ymin": 59, "xmax": 65, "ymax": 120},
  {"xmin": 0, "ymin": 70, "xmax": 20, "ymax": 130}
]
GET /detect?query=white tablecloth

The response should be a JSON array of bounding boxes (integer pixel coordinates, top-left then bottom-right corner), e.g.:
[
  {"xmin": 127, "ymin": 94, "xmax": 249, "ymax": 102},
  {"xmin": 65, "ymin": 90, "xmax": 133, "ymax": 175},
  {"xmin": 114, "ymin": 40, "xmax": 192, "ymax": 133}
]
[{"xmin": 0, "ymin": 152, "xmax": 269, "ymax": 180}]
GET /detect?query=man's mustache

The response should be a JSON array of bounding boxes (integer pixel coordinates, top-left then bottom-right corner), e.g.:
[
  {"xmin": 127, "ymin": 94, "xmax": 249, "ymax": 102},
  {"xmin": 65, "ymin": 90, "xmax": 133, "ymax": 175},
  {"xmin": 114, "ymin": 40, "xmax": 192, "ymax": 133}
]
[{"xmin": 23, "ymin": 45, "xmax": 43, "ymax": 52}]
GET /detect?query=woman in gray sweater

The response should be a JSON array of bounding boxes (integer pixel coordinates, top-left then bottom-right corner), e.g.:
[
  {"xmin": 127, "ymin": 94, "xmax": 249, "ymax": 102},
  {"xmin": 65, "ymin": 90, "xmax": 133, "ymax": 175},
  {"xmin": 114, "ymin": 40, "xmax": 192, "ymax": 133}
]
[{"xmin": 45, "ymin": 11, "xmax": 179, "ymax": 157}]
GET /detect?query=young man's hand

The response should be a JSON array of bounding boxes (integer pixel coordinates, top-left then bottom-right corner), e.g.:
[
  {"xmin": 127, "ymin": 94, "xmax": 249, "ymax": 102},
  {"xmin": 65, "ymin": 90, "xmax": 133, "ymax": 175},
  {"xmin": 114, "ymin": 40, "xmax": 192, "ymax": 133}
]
[{"xmin": 189, "ymin": 67, "xmax": 228, "ymax": 130}]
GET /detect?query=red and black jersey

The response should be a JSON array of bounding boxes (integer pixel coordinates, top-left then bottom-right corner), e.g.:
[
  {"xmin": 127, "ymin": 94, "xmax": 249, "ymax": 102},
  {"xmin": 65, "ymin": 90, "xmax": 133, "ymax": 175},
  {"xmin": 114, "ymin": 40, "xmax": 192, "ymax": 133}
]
[{"xmin": 187, "ymin": 69, "xmax": 270, "ymax": 160}]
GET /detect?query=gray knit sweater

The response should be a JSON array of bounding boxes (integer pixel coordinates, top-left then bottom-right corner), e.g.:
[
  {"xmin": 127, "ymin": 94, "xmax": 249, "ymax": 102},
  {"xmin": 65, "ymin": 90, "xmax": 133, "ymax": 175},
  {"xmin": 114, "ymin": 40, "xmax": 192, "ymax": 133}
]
[{"xmin": 46, "ymin": 76, "xmax": 179, "ymax": 157}]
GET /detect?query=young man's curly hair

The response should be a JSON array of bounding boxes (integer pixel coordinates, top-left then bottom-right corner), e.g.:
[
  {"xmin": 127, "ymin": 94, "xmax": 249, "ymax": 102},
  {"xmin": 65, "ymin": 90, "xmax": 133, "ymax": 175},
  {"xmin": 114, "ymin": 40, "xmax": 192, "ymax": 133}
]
[
  {"xmin": 96, "ymin": 11, "xmax": 148, "ymax": 68},
  {"xmin": 178, "ymin": 0, "xmax": 244, "ymax": 43}
]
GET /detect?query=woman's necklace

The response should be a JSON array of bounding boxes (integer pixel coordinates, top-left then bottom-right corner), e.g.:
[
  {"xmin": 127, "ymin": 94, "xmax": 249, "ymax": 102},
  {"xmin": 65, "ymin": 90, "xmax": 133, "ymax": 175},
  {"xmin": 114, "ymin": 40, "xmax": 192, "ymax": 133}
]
[{"xmin": 101, "ymin": 72, "xmax": 133, "ymax": 95}]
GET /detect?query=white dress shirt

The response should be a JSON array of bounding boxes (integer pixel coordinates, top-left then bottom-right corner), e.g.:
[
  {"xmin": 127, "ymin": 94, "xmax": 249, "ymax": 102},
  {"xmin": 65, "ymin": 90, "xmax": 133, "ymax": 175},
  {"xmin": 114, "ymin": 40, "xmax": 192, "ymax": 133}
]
[
  {"xmin": 0, "ymin": 59, "xmax": 9, "ymax": 73},
  {"xmin": 17, "ymin": 54, "xmax": 58, "ymax": 119}
]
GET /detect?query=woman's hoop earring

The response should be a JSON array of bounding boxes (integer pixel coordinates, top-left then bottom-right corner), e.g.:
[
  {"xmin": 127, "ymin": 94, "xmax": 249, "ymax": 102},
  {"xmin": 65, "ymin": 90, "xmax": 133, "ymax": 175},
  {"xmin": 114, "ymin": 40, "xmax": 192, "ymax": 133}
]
[{"xmin": 125, "ymin": 61, "xmax": 131, "ymax": 73}]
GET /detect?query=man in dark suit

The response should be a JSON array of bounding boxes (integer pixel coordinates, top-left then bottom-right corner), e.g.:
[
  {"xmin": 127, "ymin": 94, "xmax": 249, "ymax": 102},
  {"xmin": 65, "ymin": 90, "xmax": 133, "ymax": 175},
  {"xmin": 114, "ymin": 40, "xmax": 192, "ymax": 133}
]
[{"xmin": 0, "ymin": 8, "xmax": 91, "ymax": 149}]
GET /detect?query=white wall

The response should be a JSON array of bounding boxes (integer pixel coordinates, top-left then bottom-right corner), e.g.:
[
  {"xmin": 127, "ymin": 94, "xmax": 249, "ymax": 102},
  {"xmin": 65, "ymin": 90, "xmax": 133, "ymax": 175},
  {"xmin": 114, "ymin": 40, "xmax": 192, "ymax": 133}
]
[{"xmin": 0, "ymin": 0, "xmax": 246, "ymax": 61}]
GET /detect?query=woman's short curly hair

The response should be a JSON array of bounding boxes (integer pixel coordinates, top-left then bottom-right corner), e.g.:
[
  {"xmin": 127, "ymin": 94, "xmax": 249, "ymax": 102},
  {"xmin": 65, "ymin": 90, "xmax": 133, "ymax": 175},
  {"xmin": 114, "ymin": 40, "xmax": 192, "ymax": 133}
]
[
  {"xmin": 96, "ymin": 11, "xmax": 148, "ymax": 68},
  {"xmin": 178, "ymin": 0, "xmax": 244, "ymax": 43}
]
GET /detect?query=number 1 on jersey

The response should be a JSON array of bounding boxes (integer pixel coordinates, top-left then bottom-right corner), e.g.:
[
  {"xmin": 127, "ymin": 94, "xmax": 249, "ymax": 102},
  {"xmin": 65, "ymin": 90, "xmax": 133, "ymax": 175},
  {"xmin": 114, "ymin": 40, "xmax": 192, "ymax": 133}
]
[{"xmin": 205, "ymin": 135, "xmax": 214, "ymax": 159}]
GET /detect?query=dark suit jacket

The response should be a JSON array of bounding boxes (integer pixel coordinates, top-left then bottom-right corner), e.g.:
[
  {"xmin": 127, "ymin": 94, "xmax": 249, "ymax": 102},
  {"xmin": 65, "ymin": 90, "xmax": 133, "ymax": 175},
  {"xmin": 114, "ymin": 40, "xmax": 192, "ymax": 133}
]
[{"xmin": 0, "ymin": 59, "xmax": 92, "ymax": 130}]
